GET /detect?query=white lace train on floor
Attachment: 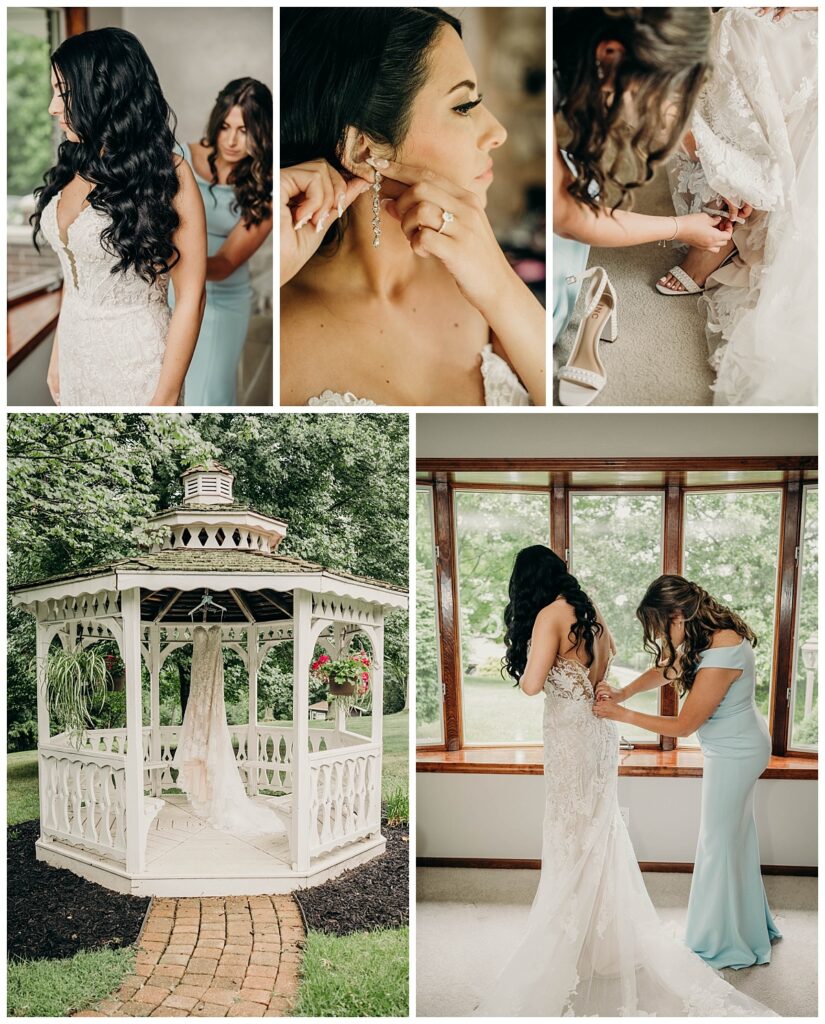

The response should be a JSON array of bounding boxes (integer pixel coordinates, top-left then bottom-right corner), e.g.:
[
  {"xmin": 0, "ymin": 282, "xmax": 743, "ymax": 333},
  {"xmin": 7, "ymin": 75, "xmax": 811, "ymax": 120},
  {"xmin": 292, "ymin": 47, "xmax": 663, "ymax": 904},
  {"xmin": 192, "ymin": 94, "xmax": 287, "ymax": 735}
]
[
  {"xmin": 475, "ymin": 658, "xmax": 777, "ymax": 1017},
  {"xmin": 173, "ymin": 625, "xmax": 285, "ymax": 836}
]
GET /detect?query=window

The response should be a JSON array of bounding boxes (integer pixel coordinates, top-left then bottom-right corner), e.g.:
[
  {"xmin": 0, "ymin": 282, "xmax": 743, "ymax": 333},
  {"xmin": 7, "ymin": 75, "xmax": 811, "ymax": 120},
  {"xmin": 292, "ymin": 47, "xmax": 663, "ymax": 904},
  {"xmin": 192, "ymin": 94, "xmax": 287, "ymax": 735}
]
[
  {"xmin": 454, "ymin": 490, "xmax": 550, "ymax": 744},
  {"xmin": 7, "ymin": 8, "xmax": 63, "ymax": 298},
  {"xmin": 569, "ymin": 493, "xmax": 664, "ymax": 743},
  {"xmin": 417, "ymin": 463, "xmax": 816, "ymax": 760},
  {"xmin": 683, "ymin": 490, "xmax": 782, "ymax": 724},
  {"xmin": 416, "ymin": 488, "xmax": 443, "ymax": 745},
  {"xmin": 789, "ymin": 486, "xmax": 818, "ymax": 752}
]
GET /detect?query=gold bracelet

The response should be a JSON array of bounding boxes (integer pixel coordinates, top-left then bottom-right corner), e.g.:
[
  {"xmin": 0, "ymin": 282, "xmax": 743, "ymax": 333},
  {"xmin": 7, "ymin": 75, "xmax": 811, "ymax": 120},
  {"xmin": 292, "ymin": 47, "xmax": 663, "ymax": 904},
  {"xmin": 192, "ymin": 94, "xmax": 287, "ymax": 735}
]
[{"xmin": 658, "ymin": 216, "xmax": 679, "ymax": 247}]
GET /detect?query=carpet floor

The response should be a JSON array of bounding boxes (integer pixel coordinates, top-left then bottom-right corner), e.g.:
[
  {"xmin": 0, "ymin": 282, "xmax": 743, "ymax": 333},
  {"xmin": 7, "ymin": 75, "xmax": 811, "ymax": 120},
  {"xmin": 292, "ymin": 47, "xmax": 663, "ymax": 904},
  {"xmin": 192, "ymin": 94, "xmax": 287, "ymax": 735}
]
[
  {"xmin": 555, "ymin": 165, "xmax": 716, "ymax": 406},
  {"xmin": 416, "ymin": 867, "xmax": 817, "ymax": 1017}
]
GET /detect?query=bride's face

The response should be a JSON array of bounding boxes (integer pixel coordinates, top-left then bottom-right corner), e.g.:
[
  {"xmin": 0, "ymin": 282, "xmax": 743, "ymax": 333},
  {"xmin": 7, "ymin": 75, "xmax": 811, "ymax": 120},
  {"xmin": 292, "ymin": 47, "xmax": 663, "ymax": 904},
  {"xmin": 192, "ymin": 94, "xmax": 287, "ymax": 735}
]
[
  {"xmin": 392, "ymin": 25, "xmax": 507, "ymax": 203},
  {"xmin": 49, "ymin": 67, "xmax": 80, "ymax": 143}
]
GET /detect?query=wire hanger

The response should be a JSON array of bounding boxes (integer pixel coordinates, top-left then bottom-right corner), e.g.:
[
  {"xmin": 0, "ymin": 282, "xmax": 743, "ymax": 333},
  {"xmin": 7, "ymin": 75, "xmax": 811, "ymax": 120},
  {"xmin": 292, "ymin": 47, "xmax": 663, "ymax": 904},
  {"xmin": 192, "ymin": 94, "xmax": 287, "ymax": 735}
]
[{"xmin": 188, "ymin": 588, "xmax": 227, "ymax": 623}]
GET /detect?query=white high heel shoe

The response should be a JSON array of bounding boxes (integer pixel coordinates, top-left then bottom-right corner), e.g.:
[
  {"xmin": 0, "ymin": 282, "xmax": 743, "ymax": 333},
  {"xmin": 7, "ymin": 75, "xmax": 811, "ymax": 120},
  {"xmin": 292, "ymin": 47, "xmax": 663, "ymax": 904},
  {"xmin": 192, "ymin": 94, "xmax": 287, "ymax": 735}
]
[{"xmin": 558, "ymin": 266, "xmax": 618, "ymax": 406}]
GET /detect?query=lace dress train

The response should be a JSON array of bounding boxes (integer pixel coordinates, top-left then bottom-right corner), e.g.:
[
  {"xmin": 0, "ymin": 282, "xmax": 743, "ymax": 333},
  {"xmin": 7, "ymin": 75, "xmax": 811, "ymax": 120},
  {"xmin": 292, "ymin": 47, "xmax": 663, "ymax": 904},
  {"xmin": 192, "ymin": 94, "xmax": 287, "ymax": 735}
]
[
  {"xmin": 475, "ymin": 658, "xmax": 777, "ymax": 1017},
  {"xmin": 173, "ymin": 626, "xmax": 285, "ymax": 835},
  {"xmin": 667, "ymin": 8, "xmax": 817, "ymax": 406}
]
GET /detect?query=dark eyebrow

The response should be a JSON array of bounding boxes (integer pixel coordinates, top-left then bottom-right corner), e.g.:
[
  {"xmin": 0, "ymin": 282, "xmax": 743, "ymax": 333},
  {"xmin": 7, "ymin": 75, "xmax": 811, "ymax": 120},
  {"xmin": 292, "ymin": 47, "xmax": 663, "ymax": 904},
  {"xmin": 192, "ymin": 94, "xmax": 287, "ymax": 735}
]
[{"xmin": 447, "ymin": 79, "xmax": 476, "ymax": 96}]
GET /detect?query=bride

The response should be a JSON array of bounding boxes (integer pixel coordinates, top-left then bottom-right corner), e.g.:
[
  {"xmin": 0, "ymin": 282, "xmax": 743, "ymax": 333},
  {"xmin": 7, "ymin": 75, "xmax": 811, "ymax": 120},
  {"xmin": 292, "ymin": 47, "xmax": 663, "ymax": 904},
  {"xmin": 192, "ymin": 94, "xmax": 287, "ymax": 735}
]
[
  {"xmin": 475, "ymin": 545, "xmax": 775, "ymax": 1017},
  {"xmin": 657, "ymin": 6, "xmax": 817, "ymax": 406},
  {"xmin": 32, "ymin": 27, "xmax": 206, "ymax": 407},
  {"xmin": 279, "ymin": 7, "xmax": 545, "ymax": 406}
]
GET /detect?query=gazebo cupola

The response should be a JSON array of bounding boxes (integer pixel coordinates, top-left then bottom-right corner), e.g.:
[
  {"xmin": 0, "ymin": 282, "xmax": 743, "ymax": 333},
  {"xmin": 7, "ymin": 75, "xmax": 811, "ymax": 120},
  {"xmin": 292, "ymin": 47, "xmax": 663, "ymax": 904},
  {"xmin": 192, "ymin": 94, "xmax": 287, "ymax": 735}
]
[{"xmin": 149, "ymin": 461, "xmax": 288, "ymax": 555}]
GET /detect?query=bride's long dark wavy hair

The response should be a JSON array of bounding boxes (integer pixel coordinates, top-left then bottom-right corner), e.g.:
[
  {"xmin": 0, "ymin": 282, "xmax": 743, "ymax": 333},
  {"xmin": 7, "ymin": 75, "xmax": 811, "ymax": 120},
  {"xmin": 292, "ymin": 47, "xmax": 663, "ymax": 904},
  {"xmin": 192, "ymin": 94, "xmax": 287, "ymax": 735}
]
[
  {"xmin": 554, "ymin": 7, "xmax": 711, "ymax": 213},
  {"xmin": 503, "ymin": 545, "xmax": 602, "ymax": 684},
  {"xmin": 637, "ymin": 575, "xmax": 757, "ymax": 695},
  {"xmin": 31, "ymin": 27, "xmax": 180, "ymax": 284},
  {"xmin": 201, "ymin": 78, "xmax": 273, "ymax": 227}
]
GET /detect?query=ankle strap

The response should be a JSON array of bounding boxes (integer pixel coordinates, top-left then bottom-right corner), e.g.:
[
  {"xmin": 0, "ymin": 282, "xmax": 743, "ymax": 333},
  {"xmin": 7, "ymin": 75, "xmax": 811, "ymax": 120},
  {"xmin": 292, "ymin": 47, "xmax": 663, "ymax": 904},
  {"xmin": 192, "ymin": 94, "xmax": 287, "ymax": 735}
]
[{"xmin": 566, "ymin": 266, "xmax": 614, "ymax": 318}]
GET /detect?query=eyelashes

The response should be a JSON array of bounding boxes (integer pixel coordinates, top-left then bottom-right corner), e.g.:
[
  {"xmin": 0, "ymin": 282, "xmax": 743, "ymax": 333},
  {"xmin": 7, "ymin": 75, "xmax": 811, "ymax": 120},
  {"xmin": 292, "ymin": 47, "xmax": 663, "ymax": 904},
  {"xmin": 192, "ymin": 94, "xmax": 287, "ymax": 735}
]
[{"xmin": 453, "ymin": 95, "xmax": 483, "ymax": 117}]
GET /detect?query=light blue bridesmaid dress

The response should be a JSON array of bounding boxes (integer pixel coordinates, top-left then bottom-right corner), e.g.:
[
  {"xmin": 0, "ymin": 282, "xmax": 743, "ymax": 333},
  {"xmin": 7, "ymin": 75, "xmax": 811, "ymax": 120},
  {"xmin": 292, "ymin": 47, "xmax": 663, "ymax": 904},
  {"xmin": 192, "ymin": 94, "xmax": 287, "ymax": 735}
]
[
  {"xmin": 171, "ymin": 142, "xmax": 253, "ymax": 405},
  {"xmin": 686, "ymin": 639, "xmax": 782, "ymax": 969}
]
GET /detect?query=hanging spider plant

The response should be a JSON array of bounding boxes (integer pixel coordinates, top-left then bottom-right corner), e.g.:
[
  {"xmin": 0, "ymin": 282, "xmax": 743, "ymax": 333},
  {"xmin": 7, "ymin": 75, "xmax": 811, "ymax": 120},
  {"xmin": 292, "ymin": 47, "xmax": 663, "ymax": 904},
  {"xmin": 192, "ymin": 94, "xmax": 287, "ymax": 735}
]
[{"xmin": 46, "ymin": 646, "xmax": 109, "ymax": 747}]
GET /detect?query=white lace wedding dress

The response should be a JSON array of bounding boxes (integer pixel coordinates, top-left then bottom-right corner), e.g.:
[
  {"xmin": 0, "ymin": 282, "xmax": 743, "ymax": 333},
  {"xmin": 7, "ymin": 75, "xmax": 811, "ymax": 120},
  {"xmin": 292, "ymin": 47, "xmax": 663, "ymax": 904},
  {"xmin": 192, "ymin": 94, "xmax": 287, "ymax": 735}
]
[
  {"xmin": 307, "ymin": 343, "xmax": 531, "ymax": 406},
  {"xmin": 667, "ymin": 8, "xmax": 817, "ymax": 406},
  {"xmin": 475, "ymin": 657, "xmax": 776, "ymax": 1017},
  {"xmin": 40, "ymin": 191, "xmax": 172, "ymax": 406},
  {"xmin": 173, "ymin": 626, "xmax": 285, "ymax": 835}
]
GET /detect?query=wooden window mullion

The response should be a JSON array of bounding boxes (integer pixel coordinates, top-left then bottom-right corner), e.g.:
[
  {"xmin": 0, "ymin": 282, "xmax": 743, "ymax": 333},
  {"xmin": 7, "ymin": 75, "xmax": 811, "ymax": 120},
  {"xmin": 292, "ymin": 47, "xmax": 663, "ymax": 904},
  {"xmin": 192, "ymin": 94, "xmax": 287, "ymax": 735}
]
[
  {"xmin": 659, "ymin": 474, "xmax": 684, "ymax": 750},
  {"xmin": 771, "ymin": 472, "xmax": 803, "ymax": 757},
  {"xmin": 551, "ymin": 473, "xmax": 568, "ymax": 559},
  {"xmin": 433, "ymin": 474, "xmax": 464, "ymax": 751}
]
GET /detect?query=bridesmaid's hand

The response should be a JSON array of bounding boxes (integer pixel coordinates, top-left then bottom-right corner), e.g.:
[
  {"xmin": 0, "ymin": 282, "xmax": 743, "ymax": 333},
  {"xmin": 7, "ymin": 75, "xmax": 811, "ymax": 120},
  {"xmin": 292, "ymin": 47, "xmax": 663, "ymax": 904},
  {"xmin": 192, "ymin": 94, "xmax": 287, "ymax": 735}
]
[
  {"xmin": 592, "ymin": 697, "xmax": 626, "ymax": 721},
  {"xmin": 280, "ymin": 160, "xmax": 371, "ymax": 286},
  {"xmin": 674, "ymin": 213, "xmax": 734, "ymax": 253},
  {"xmin": 381, "ymin": 158, "xmax": 514, "ymax": 315},
  {"xmin": 594, "ymin": 682, "xmax": 623, "ymax": 703}
]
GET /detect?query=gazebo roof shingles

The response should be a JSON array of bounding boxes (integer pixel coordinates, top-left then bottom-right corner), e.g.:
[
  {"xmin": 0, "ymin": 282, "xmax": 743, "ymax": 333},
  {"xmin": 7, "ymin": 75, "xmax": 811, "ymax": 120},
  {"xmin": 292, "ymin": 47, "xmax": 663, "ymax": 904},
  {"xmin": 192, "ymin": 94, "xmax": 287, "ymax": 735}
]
[{"xmin": 10, "ymin": 547, "xmax": 407, "ymax": 596}]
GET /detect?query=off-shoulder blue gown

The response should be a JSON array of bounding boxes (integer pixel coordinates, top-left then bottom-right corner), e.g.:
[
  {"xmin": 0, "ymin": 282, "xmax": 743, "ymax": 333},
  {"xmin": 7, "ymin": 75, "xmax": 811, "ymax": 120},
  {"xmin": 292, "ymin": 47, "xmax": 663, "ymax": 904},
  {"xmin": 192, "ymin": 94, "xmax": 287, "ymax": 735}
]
[
  {"xmin": 686, "ymin": 640, "xmax": 782, "ymax": 969},
  {"xmin": 171, "ymin": 142, "xmax": 253, "ymax": 405}
]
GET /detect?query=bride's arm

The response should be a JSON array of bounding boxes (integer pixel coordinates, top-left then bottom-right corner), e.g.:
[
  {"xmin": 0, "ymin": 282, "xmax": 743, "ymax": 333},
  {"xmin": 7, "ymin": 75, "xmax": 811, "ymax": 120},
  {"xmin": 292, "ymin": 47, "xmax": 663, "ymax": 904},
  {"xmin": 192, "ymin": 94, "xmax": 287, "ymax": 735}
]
[
  {"xmin": 150, "ymin": 161, "xmax": 207, "ymax": 406},
  {"xmin": 47, "ymin": 329, "xmax": 60, "ymax": 405},
  {"xmin": 518, "ymin": 605, "xmax": 561, "ymax": 697}
]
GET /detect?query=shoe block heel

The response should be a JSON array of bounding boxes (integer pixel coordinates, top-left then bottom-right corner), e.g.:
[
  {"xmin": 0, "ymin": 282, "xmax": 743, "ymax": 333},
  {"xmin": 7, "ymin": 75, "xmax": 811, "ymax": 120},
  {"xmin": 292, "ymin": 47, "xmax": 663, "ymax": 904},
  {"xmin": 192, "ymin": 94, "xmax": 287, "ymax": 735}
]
[{"xmin": 601, "ymin": 307, "xmax": 618, "ymax": 343}]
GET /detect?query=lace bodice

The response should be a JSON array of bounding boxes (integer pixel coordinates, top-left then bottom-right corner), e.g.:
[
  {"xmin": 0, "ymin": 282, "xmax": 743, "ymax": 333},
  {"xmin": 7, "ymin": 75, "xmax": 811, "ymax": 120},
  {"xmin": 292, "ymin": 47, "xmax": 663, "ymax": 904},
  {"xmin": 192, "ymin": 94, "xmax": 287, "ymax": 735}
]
[
  {"xmin": 306, "ymin": 343, "xmax": 531, "ymax": 406},
  {"xmin": 40, "ymin": 191, "xmax": 172, "ymax": 406}
]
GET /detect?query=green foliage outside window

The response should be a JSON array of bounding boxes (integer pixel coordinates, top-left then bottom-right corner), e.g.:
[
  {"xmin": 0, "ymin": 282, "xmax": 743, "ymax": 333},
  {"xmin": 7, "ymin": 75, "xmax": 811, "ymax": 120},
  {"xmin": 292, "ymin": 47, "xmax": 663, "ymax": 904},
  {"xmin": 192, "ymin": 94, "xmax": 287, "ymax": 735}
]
[{"xmin": 8, "ymin": 21, "xmax": 55, "ymax": 200}]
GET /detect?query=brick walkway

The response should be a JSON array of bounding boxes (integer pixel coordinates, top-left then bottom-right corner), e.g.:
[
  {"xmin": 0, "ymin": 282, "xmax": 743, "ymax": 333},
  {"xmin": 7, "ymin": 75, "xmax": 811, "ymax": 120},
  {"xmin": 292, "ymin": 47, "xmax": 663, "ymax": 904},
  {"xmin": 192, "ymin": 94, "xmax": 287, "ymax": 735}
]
[{"xmin": 74, "ymin": 895, "xmax": 305, "ymax": 1018}]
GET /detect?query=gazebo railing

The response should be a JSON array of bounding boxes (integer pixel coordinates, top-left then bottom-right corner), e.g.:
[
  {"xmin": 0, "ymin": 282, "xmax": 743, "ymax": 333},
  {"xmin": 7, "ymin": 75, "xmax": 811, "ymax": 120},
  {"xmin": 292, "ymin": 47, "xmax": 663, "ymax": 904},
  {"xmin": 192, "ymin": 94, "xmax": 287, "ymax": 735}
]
[
  {"xmin": 39, "ymin": 740, "xmax": 127, "ymax": 863},
  {"xmin": 40, "ymin": 723, "xmax": 378, "ymax": 866},
  {"xmin": 308, "ymin": 741, "xmax": 382, "ymax": 858}
]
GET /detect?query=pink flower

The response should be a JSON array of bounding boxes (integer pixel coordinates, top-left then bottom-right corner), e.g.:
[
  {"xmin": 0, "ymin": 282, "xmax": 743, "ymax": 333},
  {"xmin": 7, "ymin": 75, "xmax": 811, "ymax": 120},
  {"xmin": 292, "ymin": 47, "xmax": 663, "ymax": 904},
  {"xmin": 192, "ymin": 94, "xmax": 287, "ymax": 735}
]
[{"xmin": 361, "ymin": 671, "xmax": 369, "ymax": 682}]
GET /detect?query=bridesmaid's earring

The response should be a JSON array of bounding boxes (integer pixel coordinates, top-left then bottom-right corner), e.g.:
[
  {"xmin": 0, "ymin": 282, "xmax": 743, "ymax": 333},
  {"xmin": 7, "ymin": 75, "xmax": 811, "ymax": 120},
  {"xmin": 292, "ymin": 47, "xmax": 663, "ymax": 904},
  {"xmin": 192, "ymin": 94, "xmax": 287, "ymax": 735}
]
[{"xmin": 371, "ymin": 168, "xmax": 382, "ymax": 248}]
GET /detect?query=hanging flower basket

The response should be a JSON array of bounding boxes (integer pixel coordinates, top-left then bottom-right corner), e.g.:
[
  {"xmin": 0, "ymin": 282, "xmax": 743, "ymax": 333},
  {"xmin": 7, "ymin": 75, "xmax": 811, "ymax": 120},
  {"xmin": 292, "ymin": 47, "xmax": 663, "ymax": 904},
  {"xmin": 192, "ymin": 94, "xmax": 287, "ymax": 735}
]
[{"xmin": 311, "ymin": 651, "xmax": 372, "ymax": 706}]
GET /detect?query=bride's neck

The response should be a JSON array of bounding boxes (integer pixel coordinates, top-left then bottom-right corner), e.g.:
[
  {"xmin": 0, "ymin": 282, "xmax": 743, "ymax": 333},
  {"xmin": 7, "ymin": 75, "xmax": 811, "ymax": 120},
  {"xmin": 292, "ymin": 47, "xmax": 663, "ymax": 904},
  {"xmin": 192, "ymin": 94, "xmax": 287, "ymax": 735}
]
[{"xmin": 323, "ymin": 189, "xmax": 420, "ymax": 298}]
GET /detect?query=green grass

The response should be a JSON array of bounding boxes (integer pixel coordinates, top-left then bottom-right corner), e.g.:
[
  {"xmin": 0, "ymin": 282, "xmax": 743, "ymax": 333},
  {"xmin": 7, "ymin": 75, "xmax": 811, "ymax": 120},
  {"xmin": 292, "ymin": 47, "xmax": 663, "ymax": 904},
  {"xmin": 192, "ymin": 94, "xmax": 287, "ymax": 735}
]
[
  {"xmin": 8, "ymin": 947, "xmax": 135, "ymax": 1017},
  {"xmin": 8, "ymin": 749, "xmax": 39, "ymax": 826},
  {"xmin": 293, "ymin": 928, "xmax": 408, "ymax": 1017}
]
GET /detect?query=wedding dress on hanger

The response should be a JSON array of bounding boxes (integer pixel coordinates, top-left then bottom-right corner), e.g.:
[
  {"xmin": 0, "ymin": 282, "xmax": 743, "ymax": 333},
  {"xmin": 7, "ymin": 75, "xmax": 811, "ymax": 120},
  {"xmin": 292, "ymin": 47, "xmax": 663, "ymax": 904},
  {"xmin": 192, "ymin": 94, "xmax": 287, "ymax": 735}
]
[
  {"xmin": 667, "ymin": 7, "xmax": 817, "ymax": 406},
  {"xmin": 475, "ymin": 656, "xmax": 777, "ymax": 1017},
  {"xmin": 173, "ymin": 625, "xmax": 285, "ymax": 835}
]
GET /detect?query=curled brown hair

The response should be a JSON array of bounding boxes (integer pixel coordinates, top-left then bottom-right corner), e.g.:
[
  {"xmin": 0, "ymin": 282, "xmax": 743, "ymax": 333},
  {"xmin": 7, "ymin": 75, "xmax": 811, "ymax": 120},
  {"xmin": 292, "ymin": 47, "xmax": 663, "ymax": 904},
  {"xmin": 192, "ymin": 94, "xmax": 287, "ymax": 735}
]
[
  {"xmin": 202, "ymin": 77, "xmax": 272, "ymax": 226},
  {"xmin": 636, "ymin": 575, "xmax": 756, "ymax": 695},
  {"xmin": 554, "ymin": 7, "xmax": 711, "ymax": 213}
]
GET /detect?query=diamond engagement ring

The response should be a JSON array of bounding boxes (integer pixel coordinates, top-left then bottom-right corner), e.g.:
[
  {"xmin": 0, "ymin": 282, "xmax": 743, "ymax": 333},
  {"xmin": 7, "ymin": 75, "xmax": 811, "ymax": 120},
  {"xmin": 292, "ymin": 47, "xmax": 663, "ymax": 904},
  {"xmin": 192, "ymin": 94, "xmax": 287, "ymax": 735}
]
[{"xmin": 438, "ymin": 209, "xmax": 455, "ymax": 233}]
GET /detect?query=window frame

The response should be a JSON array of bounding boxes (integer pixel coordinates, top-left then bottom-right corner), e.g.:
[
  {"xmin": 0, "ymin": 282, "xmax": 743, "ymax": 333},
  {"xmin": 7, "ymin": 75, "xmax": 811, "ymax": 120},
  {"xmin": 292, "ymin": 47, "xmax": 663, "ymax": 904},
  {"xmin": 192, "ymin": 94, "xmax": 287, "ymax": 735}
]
[
  {"xmin": 787, "ymin": 482, "xmax": 819, "ymax": 755},
  {"xmin": 416, "ymin": 458, "xmax": 817, "ymax": 759}
]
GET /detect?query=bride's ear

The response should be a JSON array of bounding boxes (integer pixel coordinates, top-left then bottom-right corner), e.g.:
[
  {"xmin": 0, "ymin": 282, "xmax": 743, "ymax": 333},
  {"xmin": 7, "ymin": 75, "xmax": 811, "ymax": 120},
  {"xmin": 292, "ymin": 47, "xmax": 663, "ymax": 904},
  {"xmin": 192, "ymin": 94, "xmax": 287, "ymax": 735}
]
[{"xmin": 339, "ymin": 126, "xmax": 390, "ymax": 177}]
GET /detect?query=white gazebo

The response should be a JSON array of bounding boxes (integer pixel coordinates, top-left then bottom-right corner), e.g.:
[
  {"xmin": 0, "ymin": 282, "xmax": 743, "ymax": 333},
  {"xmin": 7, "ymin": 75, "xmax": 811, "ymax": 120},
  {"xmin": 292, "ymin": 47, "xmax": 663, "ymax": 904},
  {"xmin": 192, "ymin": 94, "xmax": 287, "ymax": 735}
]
[{"xmin": 11, "ymin": 463, "xmax": 407, "ymax": 897}]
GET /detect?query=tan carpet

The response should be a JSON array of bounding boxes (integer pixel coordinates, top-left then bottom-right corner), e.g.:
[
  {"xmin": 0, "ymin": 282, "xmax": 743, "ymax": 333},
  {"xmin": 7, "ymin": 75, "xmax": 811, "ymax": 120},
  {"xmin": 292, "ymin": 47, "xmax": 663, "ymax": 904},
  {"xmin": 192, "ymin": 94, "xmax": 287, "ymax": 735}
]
[
  {"xmin": 416, "ymin": 867, "xmax": 817, "ymax": 1017},
  {"xmin": 555, "ymin": 165, "xmax": 715, "ymax": 406}
]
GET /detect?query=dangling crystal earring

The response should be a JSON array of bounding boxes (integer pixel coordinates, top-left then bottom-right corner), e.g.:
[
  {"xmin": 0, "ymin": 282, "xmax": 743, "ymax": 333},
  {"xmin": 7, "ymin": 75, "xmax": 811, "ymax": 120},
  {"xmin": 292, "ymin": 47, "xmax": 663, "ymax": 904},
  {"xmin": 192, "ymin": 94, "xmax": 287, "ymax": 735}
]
[
  {"xmin": 371, "ymin": 168, "xmax": 382, "ymax": 248},
  {"xmin": 595, "ymin": 58, "xmax": 605, "ymax": 82}
]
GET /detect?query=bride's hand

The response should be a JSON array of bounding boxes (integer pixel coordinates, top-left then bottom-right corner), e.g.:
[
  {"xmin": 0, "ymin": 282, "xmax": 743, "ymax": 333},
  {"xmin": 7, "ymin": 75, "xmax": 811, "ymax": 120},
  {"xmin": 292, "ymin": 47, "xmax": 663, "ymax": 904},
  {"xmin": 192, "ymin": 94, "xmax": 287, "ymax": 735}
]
[
  {"xmin": 280, "ymin": 160, "xmax": 371, "ymax": 286},
  {"xmin": 674, "ymin": 213, "xmax": 734, "ymax": 253},
  {"xmin": 380, "ymin": 158, "xmax": 513, "ymax": 313}
]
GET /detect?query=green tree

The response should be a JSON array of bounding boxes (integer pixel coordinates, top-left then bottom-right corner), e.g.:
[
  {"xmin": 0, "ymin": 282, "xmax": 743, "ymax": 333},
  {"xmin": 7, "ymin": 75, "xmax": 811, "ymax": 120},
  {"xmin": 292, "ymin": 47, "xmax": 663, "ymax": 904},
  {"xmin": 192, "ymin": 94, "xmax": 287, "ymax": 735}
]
[
  {"xmin": 7, "ymin": 414, "xmax": 409, "ymax": 750},
  {"xmin": 8, "ymin": 25, "xmax": 55, "ymax": 197}
]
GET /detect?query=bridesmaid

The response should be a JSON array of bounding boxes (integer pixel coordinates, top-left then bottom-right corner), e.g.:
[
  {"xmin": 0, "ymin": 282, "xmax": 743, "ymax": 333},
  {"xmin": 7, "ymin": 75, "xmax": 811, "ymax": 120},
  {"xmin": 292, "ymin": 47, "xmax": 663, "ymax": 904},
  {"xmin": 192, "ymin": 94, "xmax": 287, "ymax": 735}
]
[
  {"xmin": 593, "ymin": 574, "xmax": 781, "ymax": 969},
  {"xmin": 553, "ymin": 8, "xmax": 731, "ymax": 341},
  {"xmin": 174, "ymin": 78, "xmax": 272, "ymax": 404}
]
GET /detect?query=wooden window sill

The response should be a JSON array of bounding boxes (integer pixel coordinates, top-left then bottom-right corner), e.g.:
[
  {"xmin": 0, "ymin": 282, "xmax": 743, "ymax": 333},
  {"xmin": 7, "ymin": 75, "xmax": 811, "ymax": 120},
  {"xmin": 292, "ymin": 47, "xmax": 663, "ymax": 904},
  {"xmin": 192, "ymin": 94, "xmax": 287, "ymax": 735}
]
[
  {"xmin": 416, "ymin": 746, "xmax": 817, "ymax": 780},
  {"xmin": 7, "ymin": 285, "xmax": 62, "ymax": 371}
]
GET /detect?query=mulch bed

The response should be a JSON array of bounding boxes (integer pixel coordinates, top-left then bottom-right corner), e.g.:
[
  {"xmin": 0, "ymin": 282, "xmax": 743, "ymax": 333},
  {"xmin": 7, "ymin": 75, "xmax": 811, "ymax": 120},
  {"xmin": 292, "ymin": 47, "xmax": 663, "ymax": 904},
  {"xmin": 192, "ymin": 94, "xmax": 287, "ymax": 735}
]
[
  {"xmin": 294, "ymin": 818, "xmax": 409, "ymax": 936},
  {"xmin": 8, "ymin": 820, "xmax": 151, "ymax": 962}
]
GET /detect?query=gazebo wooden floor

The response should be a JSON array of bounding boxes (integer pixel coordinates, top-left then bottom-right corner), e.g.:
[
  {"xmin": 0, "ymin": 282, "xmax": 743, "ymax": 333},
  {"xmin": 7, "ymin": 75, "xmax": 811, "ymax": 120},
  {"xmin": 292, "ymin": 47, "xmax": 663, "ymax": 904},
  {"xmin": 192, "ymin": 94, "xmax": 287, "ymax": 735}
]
[{"xmin": 37, "ymin": 794, "xmax": 386, "ymax": 898}]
